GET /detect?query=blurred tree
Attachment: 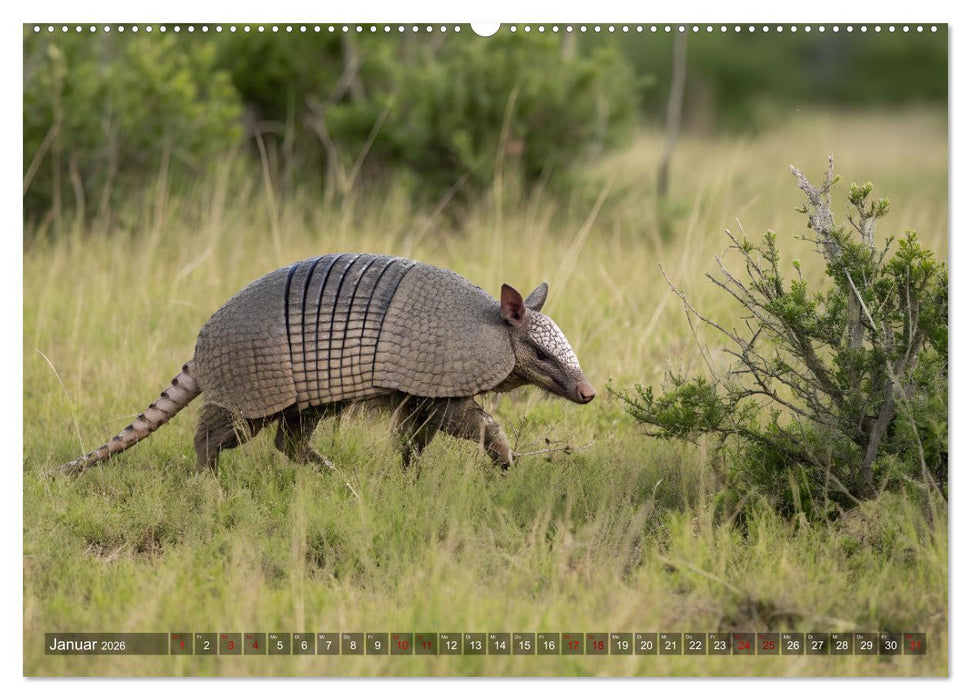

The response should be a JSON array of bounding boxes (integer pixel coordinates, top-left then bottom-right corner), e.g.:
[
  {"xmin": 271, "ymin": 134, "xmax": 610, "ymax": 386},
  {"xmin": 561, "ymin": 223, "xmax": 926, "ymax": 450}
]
[{"xmin": 612, "ymin": 29, "xmax": 947, "ymax": 130}]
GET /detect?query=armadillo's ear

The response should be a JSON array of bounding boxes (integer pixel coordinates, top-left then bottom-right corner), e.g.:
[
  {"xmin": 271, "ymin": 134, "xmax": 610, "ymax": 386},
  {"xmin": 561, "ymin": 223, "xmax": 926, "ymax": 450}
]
[
  {"xmin": 524, "ymin": 282, "xmax": 548, "ymax": 312},
  {"xmin": 500, "ymin": 283, "xmax": 527, "ymax": 327}
]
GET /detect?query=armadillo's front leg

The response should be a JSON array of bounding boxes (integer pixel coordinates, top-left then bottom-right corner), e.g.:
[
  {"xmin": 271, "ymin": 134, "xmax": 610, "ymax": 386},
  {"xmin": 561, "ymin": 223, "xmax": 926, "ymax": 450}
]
[
  {"xmin": 437, "ymin": 398, "xmax": 513, "ymax": 470},
  {"xmin": 393, "ymin": 396, "xmax": 442, "ymax": 471}
]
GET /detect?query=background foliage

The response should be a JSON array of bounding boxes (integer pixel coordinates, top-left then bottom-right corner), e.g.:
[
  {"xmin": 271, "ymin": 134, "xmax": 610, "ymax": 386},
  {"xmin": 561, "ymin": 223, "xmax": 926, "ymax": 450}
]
[
  {"xmin": 612, "ymin": 30, "xmax": 948, "ymax": 129},
  {"xmin": 214, "ymin": 32, "xmax": 636, "ymax": 200},
  {"xmin": 23, "ymin": 26, "xmax": 947, "ymax": 226},
  {"xmin": 24, "ymin": 30, "xmax": 638, "ymax": 224}
]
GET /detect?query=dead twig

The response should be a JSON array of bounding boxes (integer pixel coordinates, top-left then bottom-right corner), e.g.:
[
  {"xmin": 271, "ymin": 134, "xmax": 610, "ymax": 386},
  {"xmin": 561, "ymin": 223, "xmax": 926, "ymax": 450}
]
[{"xmin": 513, "ymin": 441, "xmax": 595, "ymax": 459}]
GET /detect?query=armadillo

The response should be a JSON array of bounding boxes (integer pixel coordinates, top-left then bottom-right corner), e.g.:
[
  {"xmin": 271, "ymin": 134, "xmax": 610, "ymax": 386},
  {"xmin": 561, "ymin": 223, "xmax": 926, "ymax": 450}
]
[{"xmin": 58, "ymin": 253, "xmax": 595, "ymax": 474}]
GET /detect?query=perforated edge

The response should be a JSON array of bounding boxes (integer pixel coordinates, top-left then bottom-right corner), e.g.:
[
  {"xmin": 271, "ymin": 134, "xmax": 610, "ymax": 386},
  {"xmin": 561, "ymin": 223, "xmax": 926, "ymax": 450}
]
[{"xmin": 29, "ymin": 24, "xmax": 941, "ymax": 35}]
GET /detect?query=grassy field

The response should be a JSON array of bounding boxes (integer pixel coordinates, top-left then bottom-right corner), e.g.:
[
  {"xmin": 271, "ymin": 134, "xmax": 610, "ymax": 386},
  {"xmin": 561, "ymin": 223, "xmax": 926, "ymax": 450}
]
[{"xmin": 23, "ymin": 108, "xmax": 948, "ymax": 676}]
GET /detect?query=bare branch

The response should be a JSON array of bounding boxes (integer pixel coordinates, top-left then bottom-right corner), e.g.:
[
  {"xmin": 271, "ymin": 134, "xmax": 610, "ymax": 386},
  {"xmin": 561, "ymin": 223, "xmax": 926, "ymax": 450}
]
[
  {"xmin": 844, "ymin": 266, "xmax": 881, "ymax": 335},
  {"xmin": 790, "ymin": 157, "xmax": 840, "ymax": 264},
  {"xmin": 660, "ymin": 264, "xmax": 729, "ymax": 378}
]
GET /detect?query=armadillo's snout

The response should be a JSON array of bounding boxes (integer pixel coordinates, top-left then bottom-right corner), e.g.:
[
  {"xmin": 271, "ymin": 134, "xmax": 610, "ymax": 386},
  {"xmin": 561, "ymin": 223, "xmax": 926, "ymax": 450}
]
[{"xmin": 576, "ymin": 379, "xmax": 596, "ymax": 404}]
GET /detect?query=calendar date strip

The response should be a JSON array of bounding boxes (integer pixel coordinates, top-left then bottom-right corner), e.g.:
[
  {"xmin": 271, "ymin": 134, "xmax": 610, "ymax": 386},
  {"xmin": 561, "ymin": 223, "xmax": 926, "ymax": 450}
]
[{"xmin": 45, "ymin": 631, "xmax": 926, "ymax": 656}]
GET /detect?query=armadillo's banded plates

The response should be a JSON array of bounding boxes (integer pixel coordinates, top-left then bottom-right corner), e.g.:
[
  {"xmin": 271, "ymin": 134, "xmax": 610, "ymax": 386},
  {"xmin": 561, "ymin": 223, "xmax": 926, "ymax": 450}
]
[{"xmin": 286, "ymin": 254, "xmax": 415, "ymax": 409}]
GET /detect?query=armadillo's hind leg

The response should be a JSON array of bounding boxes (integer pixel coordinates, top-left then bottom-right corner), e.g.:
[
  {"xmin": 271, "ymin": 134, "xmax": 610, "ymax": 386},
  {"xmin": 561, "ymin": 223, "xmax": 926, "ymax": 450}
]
[
  {"xmin": 194, "ymin": 403, "xmax": 263, "ymax": 474},
  {"xmin": 273, "ymin": 405, "xmax": 339, "ymax": 469},
  {"xmin": 437, "ymin": 398, "xmax": 513, "ymax": 471}
]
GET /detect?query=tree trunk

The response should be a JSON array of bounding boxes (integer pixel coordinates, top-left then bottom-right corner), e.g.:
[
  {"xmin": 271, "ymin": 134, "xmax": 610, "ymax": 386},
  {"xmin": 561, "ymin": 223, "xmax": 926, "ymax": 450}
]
[{"xmin": 657, "ymin": 32, "xmax": 687, "ymax": 200}]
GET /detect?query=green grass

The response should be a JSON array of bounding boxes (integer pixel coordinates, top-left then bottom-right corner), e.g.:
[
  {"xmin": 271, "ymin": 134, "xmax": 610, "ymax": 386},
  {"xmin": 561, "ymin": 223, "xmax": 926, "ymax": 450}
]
[{"xmin": 23, "ymin": 108, "xmax": 947, "ymax": 676}]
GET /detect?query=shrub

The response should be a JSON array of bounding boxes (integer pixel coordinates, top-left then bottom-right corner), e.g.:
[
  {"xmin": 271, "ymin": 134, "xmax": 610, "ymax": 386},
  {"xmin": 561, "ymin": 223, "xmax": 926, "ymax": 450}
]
[
  {"xmin": 620, "ymin": 158, "xmax": 947, "ymax": 519},
  {"xmin": 23, "ymin": 30, "xmax": 244, "ymax": 228},
  {"xmin": 369, "ymin": 33, "xmax": 637, "ymax": 199},
  {"xmin": 215, "ymin": 32, "xmax": 637, "ymax": 203}
]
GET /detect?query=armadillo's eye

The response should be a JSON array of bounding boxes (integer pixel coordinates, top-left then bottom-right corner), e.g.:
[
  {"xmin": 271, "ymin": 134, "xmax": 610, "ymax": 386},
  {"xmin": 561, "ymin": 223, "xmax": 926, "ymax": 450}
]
[{"xmin": 535, "ymin": 348, "xmax": 552, "ymax": 363}]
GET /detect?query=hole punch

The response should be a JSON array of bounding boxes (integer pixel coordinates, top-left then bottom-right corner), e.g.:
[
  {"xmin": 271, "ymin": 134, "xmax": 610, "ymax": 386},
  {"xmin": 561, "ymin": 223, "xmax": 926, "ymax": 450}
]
[{"xmin": 471, "ymin": 23, "xmax": 500, "ymax": 37}]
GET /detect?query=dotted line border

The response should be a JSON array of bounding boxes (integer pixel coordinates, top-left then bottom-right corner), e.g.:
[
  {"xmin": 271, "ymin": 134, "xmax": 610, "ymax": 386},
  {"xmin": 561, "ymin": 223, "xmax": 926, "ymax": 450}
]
[{"xmin": 30, "ymin": 24, "xmax": 940, "ymax": 35}]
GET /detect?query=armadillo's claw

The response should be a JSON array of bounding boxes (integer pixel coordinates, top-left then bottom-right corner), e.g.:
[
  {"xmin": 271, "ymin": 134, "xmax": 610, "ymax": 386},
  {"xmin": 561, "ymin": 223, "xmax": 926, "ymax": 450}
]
[{"xmin": 302, "ymin": 447, "xmax": 336, "ymax": 472}]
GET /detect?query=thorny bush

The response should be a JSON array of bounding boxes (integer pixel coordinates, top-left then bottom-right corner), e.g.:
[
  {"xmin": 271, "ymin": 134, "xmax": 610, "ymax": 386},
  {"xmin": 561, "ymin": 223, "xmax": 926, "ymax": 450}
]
[{"xmin": 621, "ymin": 158, "xmax": 947, "ymax": 519}]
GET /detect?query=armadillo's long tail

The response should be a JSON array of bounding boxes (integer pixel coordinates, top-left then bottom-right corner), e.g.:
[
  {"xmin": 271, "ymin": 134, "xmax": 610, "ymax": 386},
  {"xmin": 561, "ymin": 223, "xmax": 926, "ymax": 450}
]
[{"xmin": 57, "ymin": 361, "xmax": 201, "ymax": 475}]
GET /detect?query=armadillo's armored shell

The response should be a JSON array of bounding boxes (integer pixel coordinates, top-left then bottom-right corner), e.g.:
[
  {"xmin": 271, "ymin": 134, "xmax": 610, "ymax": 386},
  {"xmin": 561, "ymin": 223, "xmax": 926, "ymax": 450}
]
[
  {"xmin": 193, "ymin": 254, "xmax": 515, "ymax": 419},
  {"xmin": 374, "ymin": 262, "xmax": 515, "ymax": 398}
]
